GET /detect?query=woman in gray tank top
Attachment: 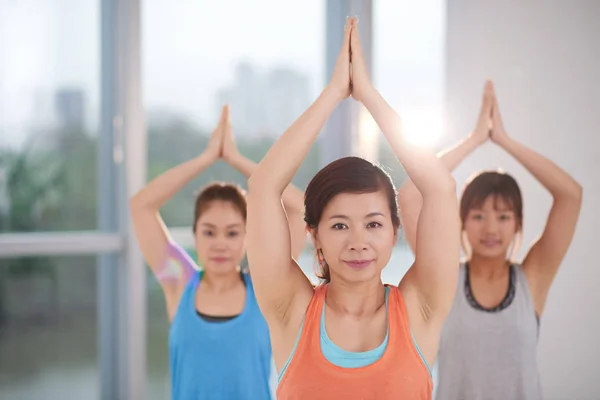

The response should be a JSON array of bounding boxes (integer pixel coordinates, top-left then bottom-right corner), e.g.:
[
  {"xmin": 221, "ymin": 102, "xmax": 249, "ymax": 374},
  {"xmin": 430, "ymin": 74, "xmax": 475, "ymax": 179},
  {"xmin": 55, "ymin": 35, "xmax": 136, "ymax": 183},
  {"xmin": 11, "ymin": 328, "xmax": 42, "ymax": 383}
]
[{"xmin": 397, "ymin": 81, "xmax": 582, "ymax": 400}]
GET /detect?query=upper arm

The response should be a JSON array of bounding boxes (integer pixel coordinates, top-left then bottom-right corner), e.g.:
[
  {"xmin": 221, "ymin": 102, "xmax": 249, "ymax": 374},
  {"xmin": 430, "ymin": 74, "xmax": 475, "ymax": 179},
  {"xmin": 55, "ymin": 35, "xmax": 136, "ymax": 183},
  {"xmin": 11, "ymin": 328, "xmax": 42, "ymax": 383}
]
[
  {"xmin": 130, "ymin": 201, "xmax": 196, "ymax": 319},
  {"xmin": 288, "ymin": 210, "xmax": 308, "ymax": 260},
  {"xmin": 401, "ymin": 182, "xmax": 461, "ymax": 321},
  {"xmin": 523, "ymin": 189, "xmax": 583, "ymax": 312},
  {"xmin": 246, "ymin": 187, "xmax": 313, "ymax": 326},
  {"xmin": 397, "ymin": 179, "xmax": 423, "ymax": 254}
]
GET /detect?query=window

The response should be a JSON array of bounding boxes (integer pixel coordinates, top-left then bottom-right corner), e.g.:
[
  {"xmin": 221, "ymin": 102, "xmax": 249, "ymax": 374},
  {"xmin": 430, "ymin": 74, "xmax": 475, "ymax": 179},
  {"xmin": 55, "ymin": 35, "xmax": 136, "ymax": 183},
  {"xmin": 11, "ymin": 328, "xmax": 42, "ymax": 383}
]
[
  {"xmin": 142, "ymin": 1, "xmax": 325, "ymax": 395},
  {"xmin": 0, "ymin": 254, "xmax": 105, "ymax": 399},
  {"xmin": 0, "ymin": 1, "xmax": 101, "ymax": 233}
]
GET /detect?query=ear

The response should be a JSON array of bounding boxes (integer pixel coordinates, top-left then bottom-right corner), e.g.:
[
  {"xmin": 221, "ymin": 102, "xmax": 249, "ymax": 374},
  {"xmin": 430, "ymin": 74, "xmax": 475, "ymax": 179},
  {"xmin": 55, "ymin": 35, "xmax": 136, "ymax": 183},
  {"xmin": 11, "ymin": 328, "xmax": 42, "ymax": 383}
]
[{"xmin": 308, "ymin": 227, "xmax": 321, "ymax": 249}]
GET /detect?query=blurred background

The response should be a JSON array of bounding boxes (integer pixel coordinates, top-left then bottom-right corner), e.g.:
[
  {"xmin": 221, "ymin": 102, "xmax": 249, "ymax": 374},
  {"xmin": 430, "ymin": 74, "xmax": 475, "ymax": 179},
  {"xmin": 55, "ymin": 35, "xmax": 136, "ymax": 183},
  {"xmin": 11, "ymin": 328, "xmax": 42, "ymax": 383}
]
[{"xmin": 0, "ymin": 1, "xmax": 597, "ymax": 399}]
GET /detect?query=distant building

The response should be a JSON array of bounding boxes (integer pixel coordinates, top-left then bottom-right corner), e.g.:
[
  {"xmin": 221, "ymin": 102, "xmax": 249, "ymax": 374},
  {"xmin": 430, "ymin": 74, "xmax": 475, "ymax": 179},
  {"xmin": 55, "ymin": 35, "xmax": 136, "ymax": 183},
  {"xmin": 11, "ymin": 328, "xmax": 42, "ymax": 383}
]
[
  {"xmin": 216, "ymin": 63, "xmax": 310, "ymax": 139},
  {"xmin": 55, "ymin": 88, "xmax": 85, "ymax": 129}
]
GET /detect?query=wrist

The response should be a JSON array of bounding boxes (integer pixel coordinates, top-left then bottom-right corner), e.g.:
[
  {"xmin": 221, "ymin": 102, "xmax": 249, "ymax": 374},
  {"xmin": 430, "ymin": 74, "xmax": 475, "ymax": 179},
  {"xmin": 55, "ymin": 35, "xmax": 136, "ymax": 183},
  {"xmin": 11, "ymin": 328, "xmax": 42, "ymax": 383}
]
[
  {"xmin": 197, "ymin": 151, "xmax": 217, "ymax": 166},
  {"xmin": 467, "ymin": 132, "xmax": 486, "ymax": 147},
  {"xmin": 495, "ymin": 132, "xmax": 513, "ymax": 149},
  {"xmin": 323, "ymin": 85, "xmax": 346, "ymax": 104},
  {"xmin": 224, "ymin": 148, "xmax": 240, "ymax": 164},
  {"xmin": 356, "ymin": 84, "xmax": 378, "ymax": 106}
]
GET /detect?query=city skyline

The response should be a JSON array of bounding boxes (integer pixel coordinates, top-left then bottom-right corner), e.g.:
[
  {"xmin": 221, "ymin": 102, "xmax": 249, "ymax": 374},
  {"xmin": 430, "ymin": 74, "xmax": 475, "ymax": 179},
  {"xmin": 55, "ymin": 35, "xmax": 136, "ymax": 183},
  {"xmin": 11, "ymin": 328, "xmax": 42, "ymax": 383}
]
[{"xmin": 0, "ymin": 0, "xmax": 445, "ymax": 149}]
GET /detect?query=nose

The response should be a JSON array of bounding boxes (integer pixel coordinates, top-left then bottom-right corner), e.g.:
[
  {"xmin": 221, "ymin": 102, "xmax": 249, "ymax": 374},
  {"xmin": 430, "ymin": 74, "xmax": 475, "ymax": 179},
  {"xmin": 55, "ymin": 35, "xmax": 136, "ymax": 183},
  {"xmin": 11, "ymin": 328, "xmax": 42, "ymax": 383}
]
[
  {"xmin": 483, "ymin": 216, "xmax": 499, "ymax": 234},
  {"xmin": 347, "ymin": 227, "xmax": 368, "ymax": 251},
  {"xmin": 211, "ymin": 234, "xmax": 229, "ymax": 251}
]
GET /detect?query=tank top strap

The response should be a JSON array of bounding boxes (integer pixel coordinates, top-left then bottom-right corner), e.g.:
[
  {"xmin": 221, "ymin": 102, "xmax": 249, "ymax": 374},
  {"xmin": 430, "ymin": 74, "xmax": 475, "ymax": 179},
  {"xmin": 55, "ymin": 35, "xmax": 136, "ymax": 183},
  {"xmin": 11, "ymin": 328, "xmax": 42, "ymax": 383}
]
[
  {"xmin": 182, "ymin": 271, "xmax": 201, "ymax": 301},
  {"xmin": 302, "ymin": 284, "xmax": 327, "ymax": 341}
]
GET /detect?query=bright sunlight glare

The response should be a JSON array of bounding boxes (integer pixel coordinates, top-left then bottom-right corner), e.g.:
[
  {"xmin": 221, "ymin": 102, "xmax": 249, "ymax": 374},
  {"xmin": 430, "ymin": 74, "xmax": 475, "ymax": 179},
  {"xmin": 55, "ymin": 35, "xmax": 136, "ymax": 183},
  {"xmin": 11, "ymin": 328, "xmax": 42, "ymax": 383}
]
[{"xmin": 401, "ymin": 105, "xmax": 445, "ymax": 148}]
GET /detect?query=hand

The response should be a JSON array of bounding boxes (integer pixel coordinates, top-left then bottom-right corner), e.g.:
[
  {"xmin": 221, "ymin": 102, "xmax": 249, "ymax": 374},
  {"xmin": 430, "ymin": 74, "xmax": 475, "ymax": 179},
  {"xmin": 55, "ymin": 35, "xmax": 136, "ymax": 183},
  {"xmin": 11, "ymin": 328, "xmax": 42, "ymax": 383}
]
[
  {"xmin": 490, "ymin": 83, "xmax": 510, "ymax": 146},
  {"xmin": 327, "ymin": 17, "xmax": 353, "ymax": 101},
  {"xmin": 471, "ymin": 80, "xmax": 493, "ymax": 145},
  {"xmin": 349, "ymin": 18, "xmax": 373, "ymax": 102},
  {"xmin": 205, "ymin": 106, "xmax": 226, "ymax": 161},
  {"xmin": 220, "ymin": 105, "xmax": 239, "ymax": 162}
]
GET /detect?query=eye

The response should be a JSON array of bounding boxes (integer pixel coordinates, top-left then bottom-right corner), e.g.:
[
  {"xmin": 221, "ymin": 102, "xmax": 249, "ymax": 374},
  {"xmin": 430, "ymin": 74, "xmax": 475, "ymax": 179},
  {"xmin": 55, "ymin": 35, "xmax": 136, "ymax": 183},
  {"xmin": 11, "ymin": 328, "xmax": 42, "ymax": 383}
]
[
  {"xmin": 367, "ymin": 221, "xmax": 382, "ymax": 229},
  {"xmin": 202, "ymin": 230, "xmax": 215, "ymax": 237},
  {"xmin": 227, "ymin": 230, "xmax": 240, "ymax": 238},
  {"xmin": 499, "ymin": 214, "xmax": 512, "ymax": 221},
  {"xmin": 331, "ymin": 223, "xmax": 347, "ymax": 230},
  {"xmin": 470, "ymin": 213, "xmax": 483, "ymax": 220}
]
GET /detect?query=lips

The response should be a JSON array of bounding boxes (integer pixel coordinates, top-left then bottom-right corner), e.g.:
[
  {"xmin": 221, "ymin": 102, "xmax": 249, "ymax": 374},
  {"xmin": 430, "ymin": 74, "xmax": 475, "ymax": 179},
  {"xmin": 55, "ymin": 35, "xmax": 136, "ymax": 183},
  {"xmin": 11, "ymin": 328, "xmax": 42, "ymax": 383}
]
[
  {"xmin": 344, "ymin": 260, "xmax": 373, "ymax": 269},
  {"xmin": 480, "ymin": 239, "xmax": 501, "ymax": 247},
  {"xmin": 210, "ymin": 257, "xmax": 229, "ymax": 263}
]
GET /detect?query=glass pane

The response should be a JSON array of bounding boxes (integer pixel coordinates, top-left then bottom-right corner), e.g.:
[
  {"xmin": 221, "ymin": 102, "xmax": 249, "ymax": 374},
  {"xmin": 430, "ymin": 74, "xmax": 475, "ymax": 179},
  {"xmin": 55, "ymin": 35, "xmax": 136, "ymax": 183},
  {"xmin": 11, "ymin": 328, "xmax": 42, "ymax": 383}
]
[
  {"xmin": 142, "ymin": 0, "xmax": 324, "ymax": 229},
  {"xmin": 374, "ymin": 0, "xmax": 445, "ymax": 251},
  {"xmin": 0, "ymin": 254, "xmax": 103, "ymax": 400},
  {"xmin": 142, "ymin": 1, "xmax": 325, "ymax": 396},
  {"xmin": 0, "ymin": 1, "xmax": 100, "ymax": 232},
  {"xmin": 374, "ymin": 0, "xmax": 446, "ymax": 186}
]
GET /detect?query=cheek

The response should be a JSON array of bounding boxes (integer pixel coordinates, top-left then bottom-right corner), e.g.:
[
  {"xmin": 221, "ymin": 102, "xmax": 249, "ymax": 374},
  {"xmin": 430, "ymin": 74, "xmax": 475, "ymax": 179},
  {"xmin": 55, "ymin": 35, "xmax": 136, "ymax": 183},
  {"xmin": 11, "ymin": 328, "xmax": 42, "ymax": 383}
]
[
  {"xmin": 501, "ymin": 223, "xmax": 518, "ymax": 239},
  {"xmin": 319, "ymin": 232, "xmax": 344, "ymax": 257},
  {"xmin": 194, "ymin": 234, "xmax": 211, "ymax": 260}
]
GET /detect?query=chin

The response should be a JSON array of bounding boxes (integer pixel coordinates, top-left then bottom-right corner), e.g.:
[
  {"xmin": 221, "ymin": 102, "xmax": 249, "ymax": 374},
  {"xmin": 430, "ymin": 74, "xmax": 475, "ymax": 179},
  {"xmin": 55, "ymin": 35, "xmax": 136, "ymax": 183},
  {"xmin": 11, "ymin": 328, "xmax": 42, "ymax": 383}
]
[
  {"xmin": 472, "ymin": 247, "xmax": 508, "ymax": 260},
  {"xmin": 338, "ymin": 267, "xmax": 381, "ymax": 284},
  {"xmin": 204, "ymin": 264, "xmax": 240, "ymax": 275}
]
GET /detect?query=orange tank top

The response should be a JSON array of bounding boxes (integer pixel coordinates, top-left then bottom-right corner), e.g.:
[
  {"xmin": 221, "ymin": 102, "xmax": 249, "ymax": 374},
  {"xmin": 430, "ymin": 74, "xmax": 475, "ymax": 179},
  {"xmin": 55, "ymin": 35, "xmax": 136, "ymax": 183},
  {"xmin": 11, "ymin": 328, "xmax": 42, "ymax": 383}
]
[{"xmin": 277, "ymin": 284, "xmax": 432, "ymax": 400}]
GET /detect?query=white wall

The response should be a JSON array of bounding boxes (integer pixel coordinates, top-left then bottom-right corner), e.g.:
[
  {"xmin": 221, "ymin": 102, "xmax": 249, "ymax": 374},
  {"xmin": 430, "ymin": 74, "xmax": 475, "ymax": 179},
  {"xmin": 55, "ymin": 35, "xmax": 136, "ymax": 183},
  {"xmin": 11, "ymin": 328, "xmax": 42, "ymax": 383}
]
[{"xmin": 445, "ymin": 1, "xmax": 599, "ymax": 399}]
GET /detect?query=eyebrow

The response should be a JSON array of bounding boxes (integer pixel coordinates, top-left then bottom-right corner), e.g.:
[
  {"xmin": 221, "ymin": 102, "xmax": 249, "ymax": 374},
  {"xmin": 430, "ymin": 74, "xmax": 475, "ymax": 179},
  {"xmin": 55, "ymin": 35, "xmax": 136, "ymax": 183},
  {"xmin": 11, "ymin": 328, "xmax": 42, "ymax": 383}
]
[
  {"xmin": 328, "ymin": 212, "xmax": 385, "ymax": 220},
  {"xmin": 200, "ymin": 223, "xmax": 243, "ymax": 228}
]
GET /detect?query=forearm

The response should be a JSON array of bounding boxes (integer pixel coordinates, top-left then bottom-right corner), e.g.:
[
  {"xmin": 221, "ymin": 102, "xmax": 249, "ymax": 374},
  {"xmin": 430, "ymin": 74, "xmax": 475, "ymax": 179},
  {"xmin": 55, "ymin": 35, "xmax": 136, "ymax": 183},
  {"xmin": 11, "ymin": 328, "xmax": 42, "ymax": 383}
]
[
  {"xmin": 438, "ymin": 134, "xmax": 482, "ymax": 171},
  {"xmin": 361, "ymin": 88, "xmax": 454, "ymax": 196},
  {"xmin": 248, "ymin": 88, "xmax": 340, "ymax": 194},
  {"xmin": 400, "ymin": 133, "xmax": 482, "ymax": 199},
  {"xmin": 131, "ymin": 153, "xmax": 214, "ymax": 210},
  {"xmin": 227, "ymin": 152, "xmax": 257, "ymax": 178},
  {"xmin": 500, "ymin": 137, "xmax": 582, "ymax": 199}
]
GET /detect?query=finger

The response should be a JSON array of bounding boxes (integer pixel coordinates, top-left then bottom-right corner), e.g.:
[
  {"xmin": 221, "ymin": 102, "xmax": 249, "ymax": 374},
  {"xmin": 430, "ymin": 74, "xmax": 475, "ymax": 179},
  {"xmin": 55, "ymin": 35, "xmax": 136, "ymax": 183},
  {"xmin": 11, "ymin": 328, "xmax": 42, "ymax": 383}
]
[
  {"xmin": 341, "ymin": 17, "xmax": 352, "ymax": 56},
  {"xmin": 350, "ymin": 18, "xmax": 361, "ymax": 53},
  {"xmin": 479, "ymin": 81, "xmax": 494, "ymax": 118},
  {"xmin": 219, "ymin": 105, "xmax": 230, "ymax": 126}
]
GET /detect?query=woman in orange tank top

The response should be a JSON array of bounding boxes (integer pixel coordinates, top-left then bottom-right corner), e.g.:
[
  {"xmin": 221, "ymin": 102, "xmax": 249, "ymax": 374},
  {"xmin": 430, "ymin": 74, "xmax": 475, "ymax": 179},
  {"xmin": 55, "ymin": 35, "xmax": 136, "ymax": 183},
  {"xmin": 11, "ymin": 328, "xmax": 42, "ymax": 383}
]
[{"xmin": 246, "ymin": 18, "xmax": 461, "ymax": 400}]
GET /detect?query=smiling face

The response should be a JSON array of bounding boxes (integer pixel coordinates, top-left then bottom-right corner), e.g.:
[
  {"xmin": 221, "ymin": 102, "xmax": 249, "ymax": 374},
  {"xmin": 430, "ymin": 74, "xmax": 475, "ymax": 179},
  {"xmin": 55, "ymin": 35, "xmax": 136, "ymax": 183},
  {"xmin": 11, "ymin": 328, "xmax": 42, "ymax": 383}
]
[
  {"xmin": 194, "ymin": 200, "xmax": 246, "ymax": 275},
  {"xmin": 460, "ymin": 171, "xmax": 523, "ymax": 261},
  {"xmin": 463, "ymin": 195, "xmax": 518, "ymax": 259},
  {"xmin": 312, "ymin": 191, "xmax": 397, "ymax": 284}
]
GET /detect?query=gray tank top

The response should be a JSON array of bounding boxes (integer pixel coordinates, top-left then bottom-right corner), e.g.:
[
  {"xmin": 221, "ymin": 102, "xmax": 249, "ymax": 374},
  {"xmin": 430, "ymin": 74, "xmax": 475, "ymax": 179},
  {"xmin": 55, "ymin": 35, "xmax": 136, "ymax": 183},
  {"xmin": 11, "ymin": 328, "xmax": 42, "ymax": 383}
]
[{"xmin": 435, "ymin": 264, "xmax": 542, "ymax": 400}]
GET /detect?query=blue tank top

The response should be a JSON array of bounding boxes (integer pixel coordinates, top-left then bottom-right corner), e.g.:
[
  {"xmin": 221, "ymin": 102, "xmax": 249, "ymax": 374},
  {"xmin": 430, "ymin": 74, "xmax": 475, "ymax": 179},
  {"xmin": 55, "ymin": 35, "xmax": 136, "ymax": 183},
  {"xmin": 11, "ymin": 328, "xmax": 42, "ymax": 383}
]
[{"xmin": 169, "ymin": 271, "xmax": 273, "ymax": 400}]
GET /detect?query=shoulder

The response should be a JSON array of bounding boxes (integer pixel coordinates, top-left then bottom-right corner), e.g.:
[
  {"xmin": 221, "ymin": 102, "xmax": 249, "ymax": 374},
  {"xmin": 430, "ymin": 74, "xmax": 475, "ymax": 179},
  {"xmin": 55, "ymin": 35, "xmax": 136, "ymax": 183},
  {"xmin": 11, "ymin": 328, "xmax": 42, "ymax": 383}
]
[{"xmin": 160, "ymin": 241, "xmax": 200, "ymax": 284}]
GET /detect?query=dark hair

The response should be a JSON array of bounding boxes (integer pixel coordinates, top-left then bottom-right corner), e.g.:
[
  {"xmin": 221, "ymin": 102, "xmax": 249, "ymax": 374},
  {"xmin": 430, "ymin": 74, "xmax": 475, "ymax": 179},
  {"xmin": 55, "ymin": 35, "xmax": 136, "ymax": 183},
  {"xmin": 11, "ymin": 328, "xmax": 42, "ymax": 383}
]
[
  {"xmin": 304, "ymin": 156, "xmax": 400, "ymax": 283},
  {"xmin": 192, "ymin": 182, "xmax": 247, "ymax": 233},
  {"xmin": 460, "ymin": 170, "xmax": 523, "ymax": 230}
]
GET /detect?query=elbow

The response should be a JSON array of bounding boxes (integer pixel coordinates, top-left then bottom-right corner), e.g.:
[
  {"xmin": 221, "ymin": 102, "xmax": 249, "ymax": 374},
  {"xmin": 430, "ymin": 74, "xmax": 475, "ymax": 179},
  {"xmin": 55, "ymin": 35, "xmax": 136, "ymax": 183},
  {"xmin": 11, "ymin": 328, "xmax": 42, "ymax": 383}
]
[
  {"xmin": 571, "ymin": 182, "xmax": 583, "ymax": 203},
  {"xmin": 248, "ymin": 169, "xmax": 286, "ymax": 199},
  {"xmin": 434, "ymin": 175, "xmax": 457, "ymax": 197},
  {"xmin": 555, "ymin": 181, "xmax": 583, "ymax": 205},
  {"xmin": 246, "ymin": 173, "xmax": 264, "ymax": 198},
  {"xmin": 129, "ymin": 191, "xmax": 145, "ymax": 211}
]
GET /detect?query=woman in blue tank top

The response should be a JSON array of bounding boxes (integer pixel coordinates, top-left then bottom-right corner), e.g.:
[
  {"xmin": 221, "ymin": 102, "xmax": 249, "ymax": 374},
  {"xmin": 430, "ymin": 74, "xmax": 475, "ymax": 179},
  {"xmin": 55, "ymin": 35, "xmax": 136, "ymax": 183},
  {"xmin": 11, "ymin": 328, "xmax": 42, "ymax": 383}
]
[
  {"xmin": 130, "ymin": 105, "xmax": 307, "ymax": 400},
  {"xmin": 397, "ymin": 81, "xmax": 582, "ymax": 400}
]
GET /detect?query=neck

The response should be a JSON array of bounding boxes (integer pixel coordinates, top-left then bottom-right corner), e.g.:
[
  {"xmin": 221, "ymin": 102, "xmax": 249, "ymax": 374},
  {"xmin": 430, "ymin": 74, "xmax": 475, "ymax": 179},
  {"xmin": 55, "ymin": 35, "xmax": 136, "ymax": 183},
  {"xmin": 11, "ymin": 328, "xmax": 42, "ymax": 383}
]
[
  {"xmin": 468, "ymin": 254, "xmax": 509, "ymax": 279},
  {"xmin": 202, "ymin": 269, "xmax": 242, "ymax": 293},
  {"xmin": 326, "ymin": 278, "xmax": 385, "ymax": 317}
]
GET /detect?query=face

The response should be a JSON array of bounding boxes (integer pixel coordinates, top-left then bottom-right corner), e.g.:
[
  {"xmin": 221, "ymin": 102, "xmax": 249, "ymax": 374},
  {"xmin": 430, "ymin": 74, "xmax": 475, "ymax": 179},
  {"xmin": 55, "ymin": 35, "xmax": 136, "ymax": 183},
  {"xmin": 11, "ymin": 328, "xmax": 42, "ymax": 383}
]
[
  {"xmin": 312, "ymin": 191, "xmax": 397, "ymax": 284},
  {"xmin": 194, "ymin": 200, "xmax": 246, "ymax": 276},
  {"xmin": 463, "ymin": 195, "xmax": 519, "ymax": 259}
]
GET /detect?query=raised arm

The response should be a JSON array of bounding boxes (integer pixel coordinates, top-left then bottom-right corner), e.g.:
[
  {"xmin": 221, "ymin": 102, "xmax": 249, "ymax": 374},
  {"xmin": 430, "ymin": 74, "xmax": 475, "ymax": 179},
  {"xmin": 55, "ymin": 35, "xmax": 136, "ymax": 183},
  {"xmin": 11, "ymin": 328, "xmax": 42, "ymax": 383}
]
[
  {"xmin": 398, "ymin": 81, "xmax": 493, "ymax": 253},
  {"xmin": 220, "ymin": 114, "xmax": 307, "ymax": 259},
  {"xmin": 130, "ymin": 106, "xmax": 226, "ymax": 319},
  {"xmin": 350, "ymin": 19, "xmax": 460, "ymax": 326},
  {"xmin": 246, "ymin": 20, "xmax": 352, "ymax": 325},
  {"xmin": 491, "ymin": 86, "xmax": 582, "ymax": 315}
]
